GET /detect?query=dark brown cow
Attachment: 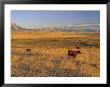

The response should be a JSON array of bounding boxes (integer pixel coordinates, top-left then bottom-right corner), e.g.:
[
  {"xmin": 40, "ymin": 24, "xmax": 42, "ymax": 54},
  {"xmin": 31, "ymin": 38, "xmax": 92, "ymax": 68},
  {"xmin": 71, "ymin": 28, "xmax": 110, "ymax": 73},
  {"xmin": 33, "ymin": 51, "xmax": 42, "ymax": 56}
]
[
  {"xmin": 27, "ymin": 48, "xmax": 31, "ymax": 51},
  {"xmin": 75, "ymin": 46, "xmax": 80, "ymax": 49},
  {"xmin": 26, "ymin": 48, "xmax": 31, "ymax": 54},
  {"xmin": 68, "ymin": 50, "xmax": 81, "ymax": 59}
]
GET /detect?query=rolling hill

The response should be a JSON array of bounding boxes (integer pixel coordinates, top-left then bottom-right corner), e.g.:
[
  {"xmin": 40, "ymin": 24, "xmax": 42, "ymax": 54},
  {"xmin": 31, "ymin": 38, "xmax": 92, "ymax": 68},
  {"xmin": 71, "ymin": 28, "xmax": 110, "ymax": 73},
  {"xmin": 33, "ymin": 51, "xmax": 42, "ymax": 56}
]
[{"xmin": 11, "ymin": 23, "xmax": 100, "ymax": 32}]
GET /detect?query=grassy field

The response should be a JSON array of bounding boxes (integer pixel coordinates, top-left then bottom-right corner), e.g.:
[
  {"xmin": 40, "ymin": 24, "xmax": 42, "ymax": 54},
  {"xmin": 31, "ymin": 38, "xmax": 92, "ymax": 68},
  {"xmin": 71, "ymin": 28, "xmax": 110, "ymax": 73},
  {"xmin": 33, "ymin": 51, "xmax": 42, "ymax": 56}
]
[{"xmin": 11, "ymin": 31, "xmax": 100, "ymax": 77}]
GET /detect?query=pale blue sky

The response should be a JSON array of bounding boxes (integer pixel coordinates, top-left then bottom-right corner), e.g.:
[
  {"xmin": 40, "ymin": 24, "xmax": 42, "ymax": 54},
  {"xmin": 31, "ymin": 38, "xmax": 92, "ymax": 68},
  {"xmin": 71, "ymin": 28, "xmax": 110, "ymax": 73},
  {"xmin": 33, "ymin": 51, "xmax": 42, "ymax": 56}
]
[{"xmin": 11, "ymin": 10, "xmax": 100, "ymax": 28}]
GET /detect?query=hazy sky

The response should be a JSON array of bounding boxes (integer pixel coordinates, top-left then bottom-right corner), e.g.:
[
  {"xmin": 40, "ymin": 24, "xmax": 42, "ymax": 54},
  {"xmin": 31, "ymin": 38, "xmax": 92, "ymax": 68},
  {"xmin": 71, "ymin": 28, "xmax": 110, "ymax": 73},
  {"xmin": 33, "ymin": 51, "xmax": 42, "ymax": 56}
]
[{"xmin": 11, "ymin": 10, "xmax": 100, "ymax": 28}]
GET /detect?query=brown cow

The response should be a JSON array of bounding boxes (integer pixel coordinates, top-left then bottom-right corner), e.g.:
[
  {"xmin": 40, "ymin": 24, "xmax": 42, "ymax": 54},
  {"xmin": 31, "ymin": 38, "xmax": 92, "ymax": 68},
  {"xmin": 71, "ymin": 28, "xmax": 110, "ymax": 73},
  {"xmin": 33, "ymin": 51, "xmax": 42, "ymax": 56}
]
[
  {"xmin": 75, "ymin": 46, "xmax": 80, "ymax": 49},
  {"xmin": 27, "ymin": 48, "xmax": 31, "ymax": 51},
  {"xmin": 68, "ymin": 50, "xmax": 81, "ymax": 59},
  {"xmin": 26, "ymin": 48, "xmax": 31, "ymax": 54}
]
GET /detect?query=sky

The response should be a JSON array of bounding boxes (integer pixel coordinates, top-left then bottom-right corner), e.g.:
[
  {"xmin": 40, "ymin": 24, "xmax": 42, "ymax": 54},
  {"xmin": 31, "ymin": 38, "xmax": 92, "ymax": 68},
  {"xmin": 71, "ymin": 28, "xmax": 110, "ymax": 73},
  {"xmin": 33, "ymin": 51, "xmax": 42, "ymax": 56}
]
[{"xmin": 11, "ymin": 10, "xmax": 100, "ymax": 28}]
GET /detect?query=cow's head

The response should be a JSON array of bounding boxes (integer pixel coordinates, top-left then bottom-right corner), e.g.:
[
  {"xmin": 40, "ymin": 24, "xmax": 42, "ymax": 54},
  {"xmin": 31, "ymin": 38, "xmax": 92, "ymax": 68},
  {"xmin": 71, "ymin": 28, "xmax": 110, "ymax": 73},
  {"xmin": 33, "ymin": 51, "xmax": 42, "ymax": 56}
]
[{"xmin": 76, "ymin": 50, "xmax": 81, "ymax": 54}]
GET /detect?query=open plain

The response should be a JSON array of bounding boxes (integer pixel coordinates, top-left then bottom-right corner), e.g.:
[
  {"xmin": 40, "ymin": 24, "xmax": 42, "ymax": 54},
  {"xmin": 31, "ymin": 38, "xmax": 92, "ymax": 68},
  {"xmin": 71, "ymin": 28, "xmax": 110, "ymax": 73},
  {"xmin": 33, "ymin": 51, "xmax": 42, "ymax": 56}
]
[{"xmin": 11, "ymin": 31, "xmax": 100, "ymax": 77}]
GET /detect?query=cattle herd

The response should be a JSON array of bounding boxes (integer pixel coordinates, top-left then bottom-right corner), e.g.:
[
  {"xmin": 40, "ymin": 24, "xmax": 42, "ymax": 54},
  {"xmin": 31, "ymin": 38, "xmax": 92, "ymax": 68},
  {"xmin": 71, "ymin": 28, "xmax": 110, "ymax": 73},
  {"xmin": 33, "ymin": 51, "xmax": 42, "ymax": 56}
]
[{"xmin": 26, "ymin": 46, "xmax": 81, "ymax": 60}]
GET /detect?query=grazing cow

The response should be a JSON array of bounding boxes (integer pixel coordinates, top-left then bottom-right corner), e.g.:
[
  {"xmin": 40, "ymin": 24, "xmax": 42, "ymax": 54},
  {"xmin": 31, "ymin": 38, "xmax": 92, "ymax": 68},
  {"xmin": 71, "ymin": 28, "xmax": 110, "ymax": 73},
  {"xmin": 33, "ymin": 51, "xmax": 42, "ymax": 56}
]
[
  {"xmin": 75, "ymin": 46, "xmax": 80, "ymax": 49},
  {"xmin": 27, "ymin": 48, "xmax": 31, "ymax": 51},
  {"xmin": 26, "ymin": 48, "xmax": 31, "ymax": 54},
  {"xmin": 68, "ymin": 50, "xmax": 81, "ymax": 59}
]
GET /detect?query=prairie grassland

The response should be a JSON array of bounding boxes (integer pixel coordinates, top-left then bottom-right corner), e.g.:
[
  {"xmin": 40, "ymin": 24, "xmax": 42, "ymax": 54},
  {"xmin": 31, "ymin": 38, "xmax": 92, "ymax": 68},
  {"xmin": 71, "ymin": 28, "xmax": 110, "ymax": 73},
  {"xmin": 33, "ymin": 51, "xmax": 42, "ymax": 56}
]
[{"xmin": 11, "ymin": 31, "xmax": 100, "ymax": 77}]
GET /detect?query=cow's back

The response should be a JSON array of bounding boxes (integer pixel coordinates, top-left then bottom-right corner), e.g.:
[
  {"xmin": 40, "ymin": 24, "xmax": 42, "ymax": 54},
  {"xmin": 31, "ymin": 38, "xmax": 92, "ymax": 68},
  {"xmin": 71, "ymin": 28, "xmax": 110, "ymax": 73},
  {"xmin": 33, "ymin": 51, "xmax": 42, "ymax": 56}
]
[{"xmin": 68, "ymin": 50, "xmax": 73, "ymax": 56}]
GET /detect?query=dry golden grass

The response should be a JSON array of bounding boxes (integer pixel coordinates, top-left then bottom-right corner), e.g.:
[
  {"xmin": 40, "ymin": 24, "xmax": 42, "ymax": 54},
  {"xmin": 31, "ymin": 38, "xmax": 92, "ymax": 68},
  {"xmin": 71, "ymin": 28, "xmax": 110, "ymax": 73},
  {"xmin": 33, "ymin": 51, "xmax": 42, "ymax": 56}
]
[
  {"xmin": 11, "ymin": 31, "xmax": 99, "ymax": 39},
  {"xmin": 11, "ymin": 31, "xmax": 100, "ymax": 77}
]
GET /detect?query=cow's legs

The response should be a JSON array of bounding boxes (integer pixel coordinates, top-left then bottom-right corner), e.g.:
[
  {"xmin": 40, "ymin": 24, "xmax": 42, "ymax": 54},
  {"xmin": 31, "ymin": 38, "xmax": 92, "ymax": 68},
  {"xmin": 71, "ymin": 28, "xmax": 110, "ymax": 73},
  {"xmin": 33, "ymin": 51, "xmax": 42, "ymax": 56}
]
[{"xmin": 73, "ymin": 55, "xmax": 76, "ymax": 60}]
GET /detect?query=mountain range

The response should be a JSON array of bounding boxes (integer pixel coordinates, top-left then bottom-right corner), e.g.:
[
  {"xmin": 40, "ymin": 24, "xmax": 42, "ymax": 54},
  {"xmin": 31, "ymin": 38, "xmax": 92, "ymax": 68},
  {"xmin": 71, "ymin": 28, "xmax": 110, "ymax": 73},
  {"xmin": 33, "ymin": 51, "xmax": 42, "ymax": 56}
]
[{"xmin": 11, "ymin": 23, "xmax": 100, "ymax": 32}]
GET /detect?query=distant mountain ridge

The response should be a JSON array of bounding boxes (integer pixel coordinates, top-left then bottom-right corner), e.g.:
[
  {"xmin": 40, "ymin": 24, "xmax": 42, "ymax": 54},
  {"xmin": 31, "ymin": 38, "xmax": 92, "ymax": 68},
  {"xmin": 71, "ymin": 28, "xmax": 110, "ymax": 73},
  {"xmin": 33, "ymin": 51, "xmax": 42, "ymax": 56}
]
[{"xmin": 11, "ymin": 23, "xmax": 100, "ymax": 32}]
